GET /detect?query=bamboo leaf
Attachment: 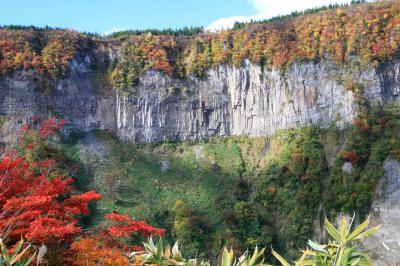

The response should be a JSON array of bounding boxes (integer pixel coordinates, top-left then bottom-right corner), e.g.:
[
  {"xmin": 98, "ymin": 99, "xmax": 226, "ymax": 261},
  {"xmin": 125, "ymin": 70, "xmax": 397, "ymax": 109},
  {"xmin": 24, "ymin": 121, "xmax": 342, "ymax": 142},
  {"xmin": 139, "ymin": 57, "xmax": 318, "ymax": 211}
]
[
  {"xmin": 10, "ymin": 239, "xmax": 24, "ymax": 262},
  {"xmin": 294, "ymin": 252, "xmax": 312, "ymax": 266},
  {"xmin": 252, "ymin": 247, "xmax": 266, "ymax": 265},
  {"xmin": 0, "ymin": 239, "xmax": 11, "ymax": 264},
  {"xmin": 346, "ymin": 216, "xmax": 370, "ymax": 241},
  {"xmin": 272, "ymin": 248, "xmax": 291, "ymax": 266},
  {"xmin": 164, "ymin": 243, "xmax": 171, "ymax": 259},
  {"xmin": 349, "ymin": 258, "xmax": 360, "ymax": 266},
  {"xmin": 339, "ymin": 216, "xmax": 348, "ymax": 241},
  {"xmin": 11, "ymin": 244, "xmax": 31, "ymax": 264},
  {"xmin": 302, "ymin": 250, "xmax": 318, "ymax": 256},
  {"xmin": 307, "ymin": 240, "xmax": 328, "ymax": 254},
  {"xmin": 325, "ymin": 219, "xmax": 341, "ymax": 242},
  {"xmin": 352, "ymin": 225, "xmax": 381, "ymax": 241},
  {"xmin": 22, "ymin": 251, "xmax": 37, "ymax": 266},
  {"xmin": 249, "ymin": 246, "xmax": 258, "ymax": 265},
  {"xmin": 156, "ymin": 238, "xmax": 163, "ymax": 259},
  {"xmin": 172, "ymin": 242, "xmax": 183, "ymax": 261},
  {"xmin": 347, "ymin": 213, "xmax": 356, "ymax": 235},
  {"xmin": 221, "ymin": 247, "xmax": 234, "ymax": 266}
]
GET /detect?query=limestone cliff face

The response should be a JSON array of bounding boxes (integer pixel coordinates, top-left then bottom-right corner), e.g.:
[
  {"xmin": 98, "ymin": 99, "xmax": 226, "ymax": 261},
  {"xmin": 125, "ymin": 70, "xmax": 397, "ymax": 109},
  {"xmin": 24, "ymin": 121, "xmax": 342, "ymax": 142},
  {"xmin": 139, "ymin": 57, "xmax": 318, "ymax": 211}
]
[
  {"xmin": 116, "ymin": 59, "xmax": 400, "ymax": 142},
  {"xmin": 1, "ymin": 55, "xmax": 400, "ymax": 263},
  {"xmin": 0, "ymin": 62, "xmax": 115, "ymax": 145},
  {"xmin": 0, "ymin": 56, "xmax": 399, "ymax": 144}
]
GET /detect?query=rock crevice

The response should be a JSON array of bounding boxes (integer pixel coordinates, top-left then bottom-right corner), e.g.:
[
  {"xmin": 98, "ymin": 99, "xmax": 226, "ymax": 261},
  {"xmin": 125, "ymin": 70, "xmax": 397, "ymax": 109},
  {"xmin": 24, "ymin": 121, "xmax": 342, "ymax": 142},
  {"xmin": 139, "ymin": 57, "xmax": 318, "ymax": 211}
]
[{"xmin": 0, "ymin": 60, "xmax": 399, "ymax": 143}]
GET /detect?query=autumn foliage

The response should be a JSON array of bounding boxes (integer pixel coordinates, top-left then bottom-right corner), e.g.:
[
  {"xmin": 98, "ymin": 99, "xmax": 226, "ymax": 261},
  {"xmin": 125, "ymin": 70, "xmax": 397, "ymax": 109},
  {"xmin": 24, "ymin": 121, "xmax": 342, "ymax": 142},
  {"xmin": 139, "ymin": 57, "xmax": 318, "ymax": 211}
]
[
  {"xmin": 106, "ymin": 212, "xmax": 165, "ymax": 238},
  {"xmin": 0, "ymin": 118, "xmax": 101, "ymax": 245},
  {"xmin": 0, "ymin": 29, "xmax": 81, "ymax": 79},
  {"xmin": 86, "ymin": 0, "xmax": 400, "ymax": 85},
  {"xmin": 70, "ymin": 236, "xmax": 130, "ymax": 266},
  {"xmin": 186, "ymin": 1, "xmax": 400, "ymax": 75},
  {"xmin": 0, "ymin": 117, "xmax": 165, "ymax": 264},
  {"xmin": 110, "ymin": 34, "xmax": 179, "ymax": 89},
  {"xmin": 1, "ymin": 1, "xmax": 399, "ymax": 88},
  {"xmin": 341, "ymin": 150, "xmax": 360, "ymax": 164},
  {"xmin": 70, "ymin": 213, "xmax": 164, "ymax": 265}
]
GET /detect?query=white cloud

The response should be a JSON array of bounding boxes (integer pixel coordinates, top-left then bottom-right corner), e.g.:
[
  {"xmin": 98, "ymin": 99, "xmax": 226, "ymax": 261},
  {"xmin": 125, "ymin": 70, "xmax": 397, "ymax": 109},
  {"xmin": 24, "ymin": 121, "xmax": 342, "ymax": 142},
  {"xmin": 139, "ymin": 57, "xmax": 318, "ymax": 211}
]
[
  {"xmin": 102, "ymin": 26, "xmax": 128, "ymax": 36},
  {"xmin": 207, "ymin": 16, "xmax": 251, "ymax": 32},
  {"xmin": 206, "ymin": 0, "xmax": 354, "ymax": 31}
]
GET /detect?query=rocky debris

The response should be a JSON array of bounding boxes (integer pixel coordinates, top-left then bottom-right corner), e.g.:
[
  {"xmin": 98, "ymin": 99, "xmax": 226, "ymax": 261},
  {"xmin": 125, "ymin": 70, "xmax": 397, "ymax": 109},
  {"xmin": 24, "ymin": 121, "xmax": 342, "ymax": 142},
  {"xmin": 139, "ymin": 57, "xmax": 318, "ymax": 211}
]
[
  {"xmin": 76, "ymin": 132, "xmax": 106, "ymax": 163},
  {"xmin": 377, "ymin": 159, "xmax": 400, "ymax": 197},
  {"xmin": 342, "ymin": 162, "xmax": 353, "ymax": 174},
  {"xmin": 363, "ymin": 158, "xmax": 400, "ymax": 265},
  {"xmin": 160, "ymin": 160, "xmax": 169, "ymax": 172},
  {"xmin": 193, "ymin": 145, "xmax": 205, "ymax": 161}
]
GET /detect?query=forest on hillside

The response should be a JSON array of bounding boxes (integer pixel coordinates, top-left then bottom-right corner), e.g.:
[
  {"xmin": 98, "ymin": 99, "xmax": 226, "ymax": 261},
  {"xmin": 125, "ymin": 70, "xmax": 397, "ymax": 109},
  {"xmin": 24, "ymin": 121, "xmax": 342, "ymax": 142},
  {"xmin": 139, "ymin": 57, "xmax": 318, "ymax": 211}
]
[
  {"xmin": 1, "ymin": 1, "xmax": 400, "ymax": 265},
  {"xmin": 0, "ymin": 1, "xmax": 399, "ymax": 88}
]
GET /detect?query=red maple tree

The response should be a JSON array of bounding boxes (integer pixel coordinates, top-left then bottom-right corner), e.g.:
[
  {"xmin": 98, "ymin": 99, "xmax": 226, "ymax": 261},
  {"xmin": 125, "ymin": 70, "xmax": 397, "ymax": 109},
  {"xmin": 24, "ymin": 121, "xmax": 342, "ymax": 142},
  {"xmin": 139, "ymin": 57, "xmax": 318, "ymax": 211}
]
[
  {"xmin": 0, "ymin": 118, "xmax": 101, "ymax": 245},
  {"xmin": 0, "ymin": 118, "xmax": 166, "ymax": 265},
  {"xmin": 69, "ymin": 213, "xmax": 165, "ymax": 265},
  {"xmin": 105, "ymin": 212, "xmax": 165, "ymax": 238}
]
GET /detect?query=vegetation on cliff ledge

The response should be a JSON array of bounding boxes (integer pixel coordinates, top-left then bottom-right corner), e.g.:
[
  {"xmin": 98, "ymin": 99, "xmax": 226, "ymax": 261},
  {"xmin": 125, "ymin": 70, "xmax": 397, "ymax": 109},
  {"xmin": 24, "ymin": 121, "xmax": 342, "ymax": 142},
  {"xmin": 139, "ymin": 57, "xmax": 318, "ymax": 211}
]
[
  {"xmin": 0, "ymin": 113, "xmax": 391, "ymax": 264},
  {"xmin": 0, "ymin": 1, "xmax": 399, "ymax": 264},
  {"xmin": 0, "ymin": 1, "xmax": 399, "ymax": 89},
  {"xmin": 53, "ymin": 103, "xmax": 399, "ymax": 262}
]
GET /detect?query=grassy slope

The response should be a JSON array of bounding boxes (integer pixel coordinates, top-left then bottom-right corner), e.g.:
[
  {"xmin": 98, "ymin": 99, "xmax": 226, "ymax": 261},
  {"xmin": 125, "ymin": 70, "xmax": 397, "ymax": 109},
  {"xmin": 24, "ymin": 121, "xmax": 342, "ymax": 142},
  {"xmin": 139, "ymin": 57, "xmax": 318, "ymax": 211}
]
[
  {"xmin": 60, "ymin": 104, "xmax": 400, "ymax": 259},
  {"xmin": 62, "ymin": 133, "xmax": 244, "ymax": 231}
]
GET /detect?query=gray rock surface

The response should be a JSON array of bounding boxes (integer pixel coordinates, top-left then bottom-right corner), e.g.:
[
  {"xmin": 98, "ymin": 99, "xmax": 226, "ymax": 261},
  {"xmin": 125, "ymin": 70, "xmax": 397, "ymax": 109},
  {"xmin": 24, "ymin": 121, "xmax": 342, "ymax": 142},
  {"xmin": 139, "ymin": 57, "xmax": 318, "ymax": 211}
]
[
  {"xmin": 77, "ymin": 132, "xmax": 107, "ymax": 163},
  {"xmin": 342, "ymin": 162, "xmax": 353, "ymax": 174},
  {"xmin": 364, "ymin": 159, "xmax": 400, "ymax": 265},
  {"xmin": 1, "ymin": 58, "xmax": 398, "ymax": 144},
  {"xmin": 1, "ymin": 55, "xmax": 400, "ymax": 264},
  {"xmin": 160, "ymin": 160, "xmax": 169, "ymax": 173}
]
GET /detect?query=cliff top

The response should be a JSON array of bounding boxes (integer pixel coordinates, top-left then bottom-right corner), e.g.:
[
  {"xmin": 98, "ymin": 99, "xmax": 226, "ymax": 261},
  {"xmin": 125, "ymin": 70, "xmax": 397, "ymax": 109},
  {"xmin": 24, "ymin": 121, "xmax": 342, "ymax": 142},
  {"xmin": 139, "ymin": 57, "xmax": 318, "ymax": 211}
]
[{"xmin": 0, "ymin": 0, "xmax": 399, "ymax": 89}]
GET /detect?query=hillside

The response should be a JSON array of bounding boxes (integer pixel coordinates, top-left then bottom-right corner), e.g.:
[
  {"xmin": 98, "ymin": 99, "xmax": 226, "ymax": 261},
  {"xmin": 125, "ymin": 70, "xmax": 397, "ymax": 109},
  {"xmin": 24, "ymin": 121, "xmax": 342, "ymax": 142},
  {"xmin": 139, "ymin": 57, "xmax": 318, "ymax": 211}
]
[
  {"xmin": 0, "ymin": 1, "xmax": 400, "ymax": 265},
  {"xmin": 0, "ymin": 1, "xmax": 399, "ymax": 84}
]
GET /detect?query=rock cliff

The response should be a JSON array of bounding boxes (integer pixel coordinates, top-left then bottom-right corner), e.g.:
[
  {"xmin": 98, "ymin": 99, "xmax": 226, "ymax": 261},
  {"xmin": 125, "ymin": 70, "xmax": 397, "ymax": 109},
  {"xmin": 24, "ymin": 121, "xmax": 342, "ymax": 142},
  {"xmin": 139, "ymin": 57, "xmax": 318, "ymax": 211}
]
[
  {"xmin": 1, "ymin": 54, "xmax": 400, "ymax": 264},
  {"xmin": 364, "ymin": 158, "xmax": 400, "ymax": 265},
  {"xmin": 0, "ymin": 57, "xmax": 399, "ymax": 144}
]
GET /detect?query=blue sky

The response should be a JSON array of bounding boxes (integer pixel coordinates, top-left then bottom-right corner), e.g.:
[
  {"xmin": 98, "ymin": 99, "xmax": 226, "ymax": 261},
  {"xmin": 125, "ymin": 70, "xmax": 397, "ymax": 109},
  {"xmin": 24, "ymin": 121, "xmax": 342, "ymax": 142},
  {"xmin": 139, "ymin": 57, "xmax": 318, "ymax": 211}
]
[{"xmin": 1, "ymin": 0, "xmax": 353, "ymax": 34}]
